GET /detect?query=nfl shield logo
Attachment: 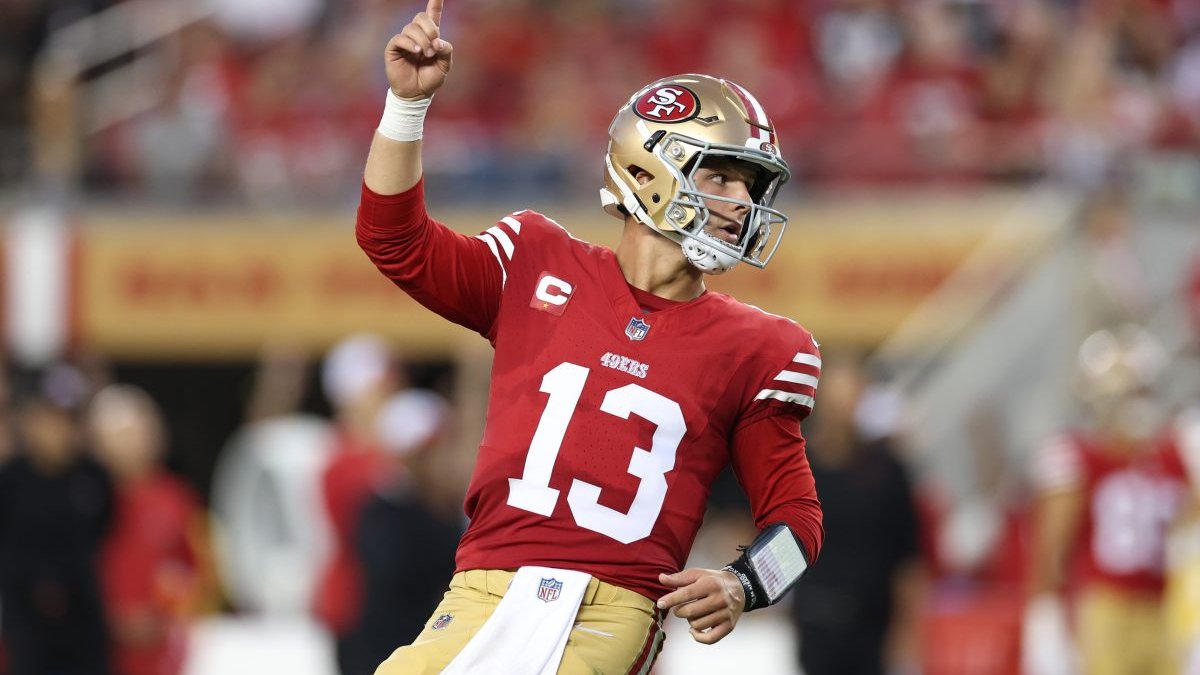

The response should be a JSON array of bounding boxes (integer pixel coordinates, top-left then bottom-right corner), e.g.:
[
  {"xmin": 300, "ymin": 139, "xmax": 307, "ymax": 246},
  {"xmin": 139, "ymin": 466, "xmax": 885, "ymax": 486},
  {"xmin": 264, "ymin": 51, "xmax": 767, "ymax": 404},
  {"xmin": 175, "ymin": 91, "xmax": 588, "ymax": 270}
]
[
  {"xmin": 431, "ymin": 613, "xmax": 453, "ymax": 630},
  {"xmin": 537, "ymin": 577, "xmax": 563, "ymax": 603},
  {"xmin": 624, "ymin": 317, "xmax": 651, "ymax": 341}
]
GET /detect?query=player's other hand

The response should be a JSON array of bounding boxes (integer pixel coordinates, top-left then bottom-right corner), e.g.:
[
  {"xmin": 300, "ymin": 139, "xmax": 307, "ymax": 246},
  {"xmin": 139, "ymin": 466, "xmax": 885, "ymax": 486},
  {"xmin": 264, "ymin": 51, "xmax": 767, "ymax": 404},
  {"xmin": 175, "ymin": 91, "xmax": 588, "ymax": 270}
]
[
  {"xmin": 386, "ymin": 0, "xmax": 452, "ymax": 100},
  {"xmin": 656, "ymin": 569, "xmax": 746, "ymax": 645}
]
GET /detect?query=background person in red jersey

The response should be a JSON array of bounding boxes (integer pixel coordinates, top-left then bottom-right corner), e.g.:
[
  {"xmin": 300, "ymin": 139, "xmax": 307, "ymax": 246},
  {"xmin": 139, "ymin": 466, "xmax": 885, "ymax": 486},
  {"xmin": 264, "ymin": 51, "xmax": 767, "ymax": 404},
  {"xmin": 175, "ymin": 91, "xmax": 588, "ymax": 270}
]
[
  {"xmin": 1023, "ymin": 326, "xmax": 1190, "ymax": 675},
  {"xmin": 89, "ymin": 384, "xmax": 215, "ymax": 675},
  {"xmin": 354, "ymin": 1, "xmax": 824, "ymax": 672}
]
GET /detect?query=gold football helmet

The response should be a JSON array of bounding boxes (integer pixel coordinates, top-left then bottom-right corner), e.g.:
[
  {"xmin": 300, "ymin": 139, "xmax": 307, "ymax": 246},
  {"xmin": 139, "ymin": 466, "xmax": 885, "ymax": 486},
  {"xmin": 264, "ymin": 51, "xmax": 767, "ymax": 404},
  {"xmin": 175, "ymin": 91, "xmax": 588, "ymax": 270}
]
[
  {"xmin": 601, "ymin": 74, "xmax": 792, "ymax": 274},
  {"xmin": 1076, "ymin": 324, "xmax": 1166, "ymax": 442}
]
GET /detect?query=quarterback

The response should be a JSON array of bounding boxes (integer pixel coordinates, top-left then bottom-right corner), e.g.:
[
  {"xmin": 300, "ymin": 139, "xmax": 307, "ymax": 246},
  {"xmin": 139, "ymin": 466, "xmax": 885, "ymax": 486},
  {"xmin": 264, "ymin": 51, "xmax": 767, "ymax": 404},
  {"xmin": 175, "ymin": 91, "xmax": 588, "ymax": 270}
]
[{"xmin": 356, "ymin": 1, "xmax": 824, "ymax": 673}]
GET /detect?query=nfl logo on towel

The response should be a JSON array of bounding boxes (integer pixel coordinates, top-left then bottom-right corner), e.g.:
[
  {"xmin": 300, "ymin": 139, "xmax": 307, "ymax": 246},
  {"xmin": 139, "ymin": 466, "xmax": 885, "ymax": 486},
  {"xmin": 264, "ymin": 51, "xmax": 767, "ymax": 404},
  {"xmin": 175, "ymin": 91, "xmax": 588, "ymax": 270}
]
[
  {"xmin": 537, "ymin": 577, "xmax": 563, "ymax": 603},
  {"xmin": 625, "ymin": 317, "xmax": 650, "ymax": 341}
]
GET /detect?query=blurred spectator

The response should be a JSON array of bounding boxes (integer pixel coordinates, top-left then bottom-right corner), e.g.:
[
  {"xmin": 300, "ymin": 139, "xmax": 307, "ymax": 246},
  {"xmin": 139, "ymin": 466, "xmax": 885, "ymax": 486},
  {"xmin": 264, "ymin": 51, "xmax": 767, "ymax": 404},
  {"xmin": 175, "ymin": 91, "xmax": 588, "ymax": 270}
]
[
  {"xmin": 976, "ymin": 0, "xmax": 1057, "ymax": 182},
  {"xmin": 789, "ymin": 356, "xmax": 924, "ymax": 675},
  {"xmin": 312, "ymin": 334, "xmax": 401, "ymax": 675},
  {"xmin": 1023, "ymin": 326, "xmax": 1188, "ymax": 675},
  {"xmin": 341, "ymin": 388, "xmax": 461, "ymax": 675},
  {"xmin": 1043, "ymin": 0, "xmax": 1177, "ymax": 189},
  {"xmin": 89, "ymin": 384, "xmax": 214, "ymax": 675},
  {"xmin": 816, "ymin": 0, "xmax": 985, "ymax": 184},
  {"xmin": 0, "ymin": 365, "xmax": 113, "ymax": 675},
  {"xmin": 108, "ymin": 20, "xmax": 239, "ymax": 203}
]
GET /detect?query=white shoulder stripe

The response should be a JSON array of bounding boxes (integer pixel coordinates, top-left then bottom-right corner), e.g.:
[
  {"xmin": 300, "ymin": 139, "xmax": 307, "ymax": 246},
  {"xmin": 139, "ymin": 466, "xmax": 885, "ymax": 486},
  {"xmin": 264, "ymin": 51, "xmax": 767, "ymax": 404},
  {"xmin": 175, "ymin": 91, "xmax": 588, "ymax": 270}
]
[
  {"xmin": 792, "ymin": 353, "xmax": 822, "ymax": 369},
  {"xmin": 475, "ymin": 233, "xmax": 508, "ymax": 287},
  {"xmin": 486, "ymin": 226, "xmax": 515, "ymax": 259},
  {"xmin": 755, "ymin": 389, "xmax": 815, "ymax": 409},
  {"xmin": 774, "ymin": 371, "xmax": 818, "ymax": 388},
  {"xmin": 501, "ymin": 216, "xmax": 522, "ymax": 234}
]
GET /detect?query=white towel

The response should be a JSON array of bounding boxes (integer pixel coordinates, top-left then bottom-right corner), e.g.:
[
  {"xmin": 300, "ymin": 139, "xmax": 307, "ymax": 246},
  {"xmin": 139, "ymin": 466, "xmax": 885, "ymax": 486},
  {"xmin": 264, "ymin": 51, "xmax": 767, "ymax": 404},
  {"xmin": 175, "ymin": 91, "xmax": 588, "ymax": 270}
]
[{"xmin": 441, "ymin": 566, "xmax": 591, "ymax": 675}]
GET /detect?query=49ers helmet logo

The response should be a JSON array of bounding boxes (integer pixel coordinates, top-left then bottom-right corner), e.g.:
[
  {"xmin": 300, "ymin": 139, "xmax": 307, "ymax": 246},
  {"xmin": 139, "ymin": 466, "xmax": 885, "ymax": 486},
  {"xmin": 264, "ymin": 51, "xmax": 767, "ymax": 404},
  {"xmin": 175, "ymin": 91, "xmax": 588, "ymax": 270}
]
[{"xmin": 633, "ymin": 85, "xmax": 700, "ymax": 123}]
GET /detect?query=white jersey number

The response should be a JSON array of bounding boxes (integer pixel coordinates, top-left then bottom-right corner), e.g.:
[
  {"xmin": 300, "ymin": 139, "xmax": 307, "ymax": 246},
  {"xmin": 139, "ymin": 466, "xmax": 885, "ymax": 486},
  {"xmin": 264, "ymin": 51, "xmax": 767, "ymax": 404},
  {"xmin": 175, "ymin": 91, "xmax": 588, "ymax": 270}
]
[
  {"xmin": 1091, "ymin": 471, "xmax": 1179, "ymax": 575},
  {"xmin": 506, "ymin": 362, "xmax": 684, "ymax": 544}
]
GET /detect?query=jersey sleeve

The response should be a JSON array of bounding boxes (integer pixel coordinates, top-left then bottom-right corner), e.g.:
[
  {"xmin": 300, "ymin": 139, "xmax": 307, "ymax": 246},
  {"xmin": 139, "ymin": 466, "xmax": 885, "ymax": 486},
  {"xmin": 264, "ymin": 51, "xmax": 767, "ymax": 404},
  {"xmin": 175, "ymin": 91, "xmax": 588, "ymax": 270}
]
[
  {"xmin": 726, "ymin": 321, "xmax": 824, "ymax": 561},
  {"xmin": 730, "ymin": 412, "xmax": 824, "ymax": 564},
  {"xmin": 356, "ymin": 180, "xmax": 504, "ymax": 339},
  {"xmin": 738, "ymin": 331, "xmax": 821, "ymax": 428}
]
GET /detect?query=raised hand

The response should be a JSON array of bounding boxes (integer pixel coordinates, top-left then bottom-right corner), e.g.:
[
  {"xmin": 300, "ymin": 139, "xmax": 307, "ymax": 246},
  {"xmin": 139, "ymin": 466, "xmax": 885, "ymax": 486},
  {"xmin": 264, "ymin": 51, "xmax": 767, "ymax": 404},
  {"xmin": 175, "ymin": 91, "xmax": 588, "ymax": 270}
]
[{"xmin": 386, "ymin": 0, "xmax": 452, "ymax": 100}]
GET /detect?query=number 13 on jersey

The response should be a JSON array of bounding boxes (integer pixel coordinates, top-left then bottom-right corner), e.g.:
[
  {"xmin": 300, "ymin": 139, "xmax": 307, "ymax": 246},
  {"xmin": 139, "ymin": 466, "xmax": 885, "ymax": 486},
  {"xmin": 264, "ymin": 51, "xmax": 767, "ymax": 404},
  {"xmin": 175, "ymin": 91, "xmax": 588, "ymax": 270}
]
[{"xmin": 506, "ymin": 362, "xmax": 686, "ymax": 544}]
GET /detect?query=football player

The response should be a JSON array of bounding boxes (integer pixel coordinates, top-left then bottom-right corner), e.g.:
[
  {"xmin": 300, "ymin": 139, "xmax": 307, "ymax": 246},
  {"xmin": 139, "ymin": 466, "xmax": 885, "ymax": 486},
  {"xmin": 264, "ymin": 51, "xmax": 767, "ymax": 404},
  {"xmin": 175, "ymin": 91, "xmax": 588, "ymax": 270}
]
[
  {"xmin": 1023, "ymin": 326, "xmax": 1190, "ymax": 675},
  {"xmin": 355, "ymin": 2, "xmax": 824, "ymax": 672},
  {"xmin": 1166, "ymin": 406, "xmax": 1200, "ymax": 674}
]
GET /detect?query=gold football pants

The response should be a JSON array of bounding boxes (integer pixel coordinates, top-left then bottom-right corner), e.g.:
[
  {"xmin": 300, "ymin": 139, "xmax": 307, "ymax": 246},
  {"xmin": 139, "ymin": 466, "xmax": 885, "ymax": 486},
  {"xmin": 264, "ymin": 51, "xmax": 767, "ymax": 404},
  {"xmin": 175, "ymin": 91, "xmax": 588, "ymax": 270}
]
[
  {"xmin": 375, "ymin": 569, "xmax": 665, "ymax": 675},
  {"xmin": 1076, "ymin": 585, "xmax": 1172, "ymax": 675}
]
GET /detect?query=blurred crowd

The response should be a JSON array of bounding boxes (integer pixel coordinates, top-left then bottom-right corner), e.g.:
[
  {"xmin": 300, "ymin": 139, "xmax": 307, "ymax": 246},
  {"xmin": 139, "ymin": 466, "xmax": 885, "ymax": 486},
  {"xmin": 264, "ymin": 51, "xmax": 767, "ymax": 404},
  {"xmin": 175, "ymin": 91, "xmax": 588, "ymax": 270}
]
[
  {"xmin": 0, "ymin": 336, "xmax": 467, "ymax": 675},
  {"xmin": 0, "ymin": 365, "xmax": 217, "ymax": 675},
  {"xmin": 1, "ymin": 0, "xmax": 1200, "ymax": 204}
]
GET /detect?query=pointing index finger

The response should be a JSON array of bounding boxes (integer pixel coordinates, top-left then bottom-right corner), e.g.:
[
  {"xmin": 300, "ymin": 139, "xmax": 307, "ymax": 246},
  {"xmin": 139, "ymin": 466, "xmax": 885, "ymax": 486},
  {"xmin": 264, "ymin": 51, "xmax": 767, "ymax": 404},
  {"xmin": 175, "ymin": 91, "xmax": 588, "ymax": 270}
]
[{"xmin": 427, "ymin": 0, "xmax": 443, "ymax": 25}]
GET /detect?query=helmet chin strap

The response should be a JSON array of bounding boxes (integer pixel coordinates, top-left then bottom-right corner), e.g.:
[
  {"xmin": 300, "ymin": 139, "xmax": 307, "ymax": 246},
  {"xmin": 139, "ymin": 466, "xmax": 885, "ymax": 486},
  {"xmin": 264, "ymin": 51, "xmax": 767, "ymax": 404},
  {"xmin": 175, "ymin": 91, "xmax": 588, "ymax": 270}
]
[{"xmin": 682, "ymin": 233, "xmax": 740, "ymax": 274}]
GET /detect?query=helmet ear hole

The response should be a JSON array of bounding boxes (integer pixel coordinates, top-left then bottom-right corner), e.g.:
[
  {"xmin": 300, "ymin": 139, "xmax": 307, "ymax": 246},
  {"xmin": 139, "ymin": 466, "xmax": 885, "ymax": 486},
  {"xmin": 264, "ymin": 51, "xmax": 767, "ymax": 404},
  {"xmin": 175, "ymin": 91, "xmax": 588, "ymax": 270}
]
[
  {"xmin": 628, "ymin": 165, "xmax": 655, "ymax": 186},
  {"xmin": 651, "ymin": 194, "xmax": 661, "ymax": 203}
]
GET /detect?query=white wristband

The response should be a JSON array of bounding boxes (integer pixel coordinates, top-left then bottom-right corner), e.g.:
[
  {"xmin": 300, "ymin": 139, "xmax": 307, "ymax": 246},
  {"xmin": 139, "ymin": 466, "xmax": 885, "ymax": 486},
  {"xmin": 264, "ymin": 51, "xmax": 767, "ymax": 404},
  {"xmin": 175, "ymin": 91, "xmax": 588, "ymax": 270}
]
[{"xmin": 377, "ymin": 90, "xmax": 432, "ymax": 142}]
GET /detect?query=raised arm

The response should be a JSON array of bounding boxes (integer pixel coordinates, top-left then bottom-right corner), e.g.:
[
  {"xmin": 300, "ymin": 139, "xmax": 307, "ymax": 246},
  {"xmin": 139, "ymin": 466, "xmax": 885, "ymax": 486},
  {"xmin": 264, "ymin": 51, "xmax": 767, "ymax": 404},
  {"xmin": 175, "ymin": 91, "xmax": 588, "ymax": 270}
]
[
  {"xmin": 356, "ymin": 0, "xmax": 503, "ymax": 339},
  {"xmin": 364, "ymin": 0, "xmax": 453, "ymax": 195}
]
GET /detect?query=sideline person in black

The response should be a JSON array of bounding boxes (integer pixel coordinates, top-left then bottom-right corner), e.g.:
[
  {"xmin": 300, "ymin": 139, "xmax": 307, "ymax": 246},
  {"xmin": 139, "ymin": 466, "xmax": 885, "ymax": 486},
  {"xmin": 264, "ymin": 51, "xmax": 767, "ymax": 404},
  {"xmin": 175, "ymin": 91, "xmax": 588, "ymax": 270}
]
[
  {"xmin": 340, "ymin": 389, "xmax": 462, "ymax": 675},
  {"xmin": 790, "ymin": 358, "xmax": 924, "ymax": 675},
  {"xmin": 0, "ymin": 375, "xmax": 113, "ymax": 675}
]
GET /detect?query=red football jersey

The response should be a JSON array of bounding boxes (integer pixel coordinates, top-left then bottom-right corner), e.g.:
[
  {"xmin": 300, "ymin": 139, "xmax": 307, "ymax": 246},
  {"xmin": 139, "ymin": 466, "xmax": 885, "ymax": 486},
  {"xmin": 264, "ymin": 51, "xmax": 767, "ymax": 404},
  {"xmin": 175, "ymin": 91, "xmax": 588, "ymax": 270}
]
[
  {"xmin": 1033, "ymin": 432, "xmax": 1190, "ymax": 593},
  {"xmin": 313, "ymin": 430, "xmax": 393, "ymax": 634},
  {"xmin": 358, "ymin": 181, "xmax": 823, "ymax": 599},
  {"xmin": 100, "ymin": 471, "xmax": 203, "ymax": 675}
]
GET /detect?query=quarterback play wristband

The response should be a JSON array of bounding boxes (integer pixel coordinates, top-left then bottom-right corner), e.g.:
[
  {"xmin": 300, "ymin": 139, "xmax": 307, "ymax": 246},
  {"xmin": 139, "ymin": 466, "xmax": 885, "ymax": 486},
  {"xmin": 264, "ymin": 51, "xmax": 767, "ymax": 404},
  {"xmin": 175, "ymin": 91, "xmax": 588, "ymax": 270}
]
[
  {"xmin": 378, "ymin": 90, "xmax": 432, "ymax": 142},
  {"xmin": 724, "ymin": 523, "xmax": 809, "ymax": 611}
]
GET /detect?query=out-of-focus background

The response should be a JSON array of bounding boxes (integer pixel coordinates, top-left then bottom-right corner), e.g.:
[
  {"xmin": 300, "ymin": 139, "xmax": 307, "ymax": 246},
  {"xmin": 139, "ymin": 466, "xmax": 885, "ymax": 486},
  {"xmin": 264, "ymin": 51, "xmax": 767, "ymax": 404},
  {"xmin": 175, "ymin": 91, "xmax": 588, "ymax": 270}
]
[{"xmin": 0, "ymin": 0, "xmax": 1199, "ymax": 674}]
